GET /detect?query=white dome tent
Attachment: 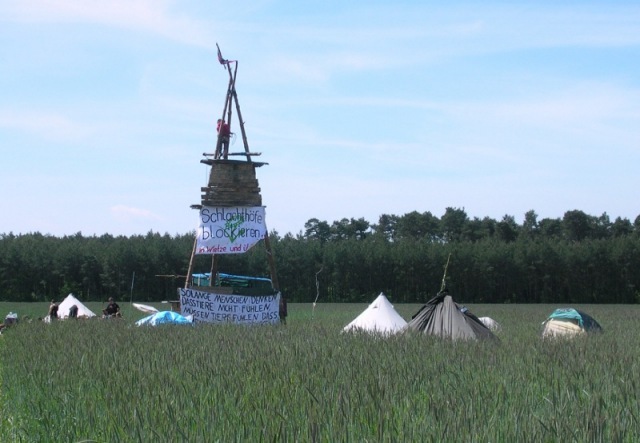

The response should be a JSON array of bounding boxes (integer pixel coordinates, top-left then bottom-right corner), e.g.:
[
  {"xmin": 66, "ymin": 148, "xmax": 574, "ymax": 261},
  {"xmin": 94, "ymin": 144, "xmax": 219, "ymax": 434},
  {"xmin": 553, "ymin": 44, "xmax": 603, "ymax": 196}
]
[{"xmin": 479, "ymin": 316, "xmax": 502, "ymax": 332}]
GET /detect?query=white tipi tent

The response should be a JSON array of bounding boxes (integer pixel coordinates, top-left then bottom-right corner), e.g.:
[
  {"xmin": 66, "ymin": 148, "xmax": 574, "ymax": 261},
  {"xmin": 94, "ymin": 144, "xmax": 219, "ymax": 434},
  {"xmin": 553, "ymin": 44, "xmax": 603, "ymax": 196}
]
[
  {"xmin": 57, "ymin": 293, "xmax": 97, "ymax": 319},
  {"xmin": 343, "ymin": 293, "xmax": 407, "ymax": 335}
]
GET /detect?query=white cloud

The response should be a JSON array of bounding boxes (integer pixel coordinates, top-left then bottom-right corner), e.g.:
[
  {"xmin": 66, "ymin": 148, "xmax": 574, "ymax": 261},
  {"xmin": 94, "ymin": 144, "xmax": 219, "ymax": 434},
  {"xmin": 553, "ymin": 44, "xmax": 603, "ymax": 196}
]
[
  {"xmin": 3, "ymin": 0, "xmax": 214, "ymax": 47},
  {"xmin": 410, "ymin": 82, "xmax": 639, "ymax": 142},
  {"xmin": 0, "ymin": 109, "xmax": 93, "ymax": 142}
]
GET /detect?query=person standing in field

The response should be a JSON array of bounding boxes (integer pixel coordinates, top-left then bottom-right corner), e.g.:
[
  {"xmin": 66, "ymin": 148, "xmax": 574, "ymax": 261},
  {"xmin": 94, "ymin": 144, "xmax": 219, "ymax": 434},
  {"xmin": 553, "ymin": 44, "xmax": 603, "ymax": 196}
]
[
  {"xmin": 103, "ymin": 297, "xmax": 121, "ymax": 318},
  {"xmin": 48, "ymin": 299, "xmax": 59, "ymax": 321}
]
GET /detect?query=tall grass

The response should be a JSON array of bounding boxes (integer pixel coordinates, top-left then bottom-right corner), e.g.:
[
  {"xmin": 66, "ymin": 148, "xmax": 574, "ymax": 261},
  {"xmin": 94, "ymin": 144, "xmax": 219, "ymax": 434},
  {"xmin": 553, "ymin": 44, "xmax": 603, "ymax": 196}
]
[{"xmin": 1, "ymin": 303, "xmax": 640, "ymax": 441}]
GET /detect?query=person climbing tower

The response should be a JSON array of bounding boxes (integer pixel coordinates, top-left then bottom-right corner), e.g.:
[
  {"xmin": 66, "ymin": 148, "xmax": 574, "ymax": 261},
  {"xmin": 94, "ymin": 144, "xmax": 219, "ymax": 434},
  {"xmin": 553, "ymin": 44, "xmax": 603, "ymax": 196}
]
[{"xmin": 216, "ymin": 118, "xmax": 231, "ymax": 158}]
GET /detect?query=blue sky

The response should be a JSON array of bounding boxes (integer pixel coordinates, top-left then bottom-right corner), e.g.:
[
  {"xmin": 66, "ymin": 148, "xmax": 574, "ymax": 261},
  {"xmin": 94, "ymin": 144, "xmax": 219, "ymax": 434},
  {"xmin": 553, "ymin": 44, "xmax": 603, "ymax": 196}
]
[{"xmin": 1, "ymin": 1, "xmax": 639, "ymax": 237}]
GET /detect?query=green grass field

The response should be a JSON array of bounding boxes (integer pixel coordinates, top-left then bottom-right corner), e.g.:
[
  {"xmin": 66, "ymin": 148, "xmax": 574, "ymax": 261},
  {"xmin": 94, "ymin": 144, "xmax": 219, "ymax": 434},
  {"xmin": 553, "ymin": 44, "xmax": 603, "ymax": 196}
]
[{"xmin": 1, "ymin": 301, "xmax": 639, "ymax": 442}]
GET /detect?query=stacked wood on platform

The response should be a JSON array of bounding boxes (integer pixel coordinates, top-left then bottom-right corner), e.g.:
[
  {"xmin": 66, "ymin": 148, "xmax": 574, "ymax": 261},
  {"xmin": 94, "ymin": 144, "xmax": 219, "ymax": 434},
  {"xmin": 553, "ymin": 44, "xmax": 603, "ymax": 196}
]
[{"xmin": 200, "ymin": 159, "xmax": 265, "ymax": 206}]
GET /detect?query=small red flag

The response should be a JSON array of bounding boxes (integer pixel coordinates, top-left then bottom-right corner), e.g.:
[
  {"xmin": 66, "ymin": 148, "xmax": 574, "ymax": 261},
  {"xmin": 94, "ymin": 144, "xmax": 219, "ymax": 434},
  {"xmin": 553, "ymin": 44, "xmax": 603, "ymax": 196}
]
[{"xmin": 217, "ymin": 45, "xmax": 228, "ymax": 65}]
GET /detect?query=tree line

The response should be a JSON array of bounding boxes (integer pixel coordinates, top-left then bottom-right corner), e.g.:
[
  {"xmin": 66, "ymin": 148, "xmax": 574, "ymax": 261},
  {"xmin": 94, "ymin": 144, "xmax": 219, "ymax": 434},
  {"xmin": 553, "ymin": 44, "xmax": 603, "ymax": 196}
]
[{"xmin": 1, "ymin": 208, "xmax": 639, "ymax": 304}]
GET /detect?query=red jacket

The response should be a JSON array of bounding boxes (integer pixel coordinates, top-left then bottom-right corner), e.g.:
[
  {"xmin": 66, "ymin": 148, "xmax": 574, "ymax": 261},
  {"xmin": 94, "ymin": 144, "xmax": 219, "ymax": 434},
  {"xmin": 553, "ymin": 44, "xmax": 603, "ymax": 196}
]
[{"xmin": 217, "ymin": 120, "xmax": 230, "ymax": 137}]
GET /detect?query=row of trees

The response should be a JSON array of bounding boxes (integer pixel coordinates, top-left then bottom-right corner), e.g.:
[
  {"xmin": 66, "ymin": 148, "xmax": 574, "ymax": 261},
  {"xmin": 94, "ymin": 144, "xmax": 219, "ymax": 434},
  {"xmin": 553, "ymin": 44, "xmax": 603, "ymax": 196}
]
[
  {"xmin": 303, "ymin": 208, "xmax": 640, "ymax": 243},
  {"xmin": 1, "ymin": 208, "xmax": 639, "ymax": 304}
]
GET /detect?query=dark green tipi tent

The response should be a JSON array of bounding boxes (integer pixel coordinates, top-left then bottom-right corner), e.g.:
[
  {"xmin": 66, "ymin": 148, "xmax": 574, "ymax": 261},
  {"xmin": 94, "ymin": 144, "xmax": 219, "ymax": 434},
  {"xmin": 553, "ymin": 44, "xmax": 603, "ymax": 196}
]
[{"xmin": 405, "ymin": 290, "xmax": 497, "ymax": 341}]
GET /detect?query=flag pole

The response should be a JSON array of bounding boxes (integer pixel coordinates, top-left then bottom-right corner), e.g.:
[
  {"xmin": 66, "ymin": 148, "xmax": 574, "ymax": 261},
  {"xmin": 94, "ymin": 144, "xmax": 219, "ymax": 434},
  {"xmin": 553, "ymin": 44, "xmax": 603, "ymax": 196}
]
[{"xmin": 129, "ymin": 271, "xmax": 135, "ymax": 304}]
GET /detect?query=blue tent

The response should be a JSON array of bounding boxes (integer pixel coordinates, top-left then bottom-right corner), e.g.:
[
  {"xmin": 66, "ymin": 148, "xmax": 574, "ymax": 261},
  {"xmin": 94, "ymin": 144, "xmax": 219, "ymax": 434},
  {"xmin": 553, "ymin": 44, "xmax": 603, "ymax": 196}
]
[
  {"xmin": 542, "ymin": 308, "xmax": 602, "ymax": 338},
  {"xmin": 547, "ymin": 308, "xmax": 602, "ymax": 331},
  {"xmin": 135, "ymin": 311, "xmax": 193, "ymax": 327}
]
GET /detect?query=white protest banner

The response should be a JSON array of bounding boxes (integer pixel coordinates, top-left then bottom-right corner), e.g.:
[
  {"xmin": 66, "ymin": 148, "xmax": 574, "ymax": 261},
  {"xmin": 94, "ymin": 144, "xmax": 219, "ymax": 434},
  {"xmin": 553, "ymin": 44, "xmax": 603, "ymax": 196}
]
[
  {"xmin": 178, "ymin": 288, "xmax": 280, "ymax": 325},
  {"xmin": 195, "ymin": 206, "xmax": 267, "ymax": 255}
]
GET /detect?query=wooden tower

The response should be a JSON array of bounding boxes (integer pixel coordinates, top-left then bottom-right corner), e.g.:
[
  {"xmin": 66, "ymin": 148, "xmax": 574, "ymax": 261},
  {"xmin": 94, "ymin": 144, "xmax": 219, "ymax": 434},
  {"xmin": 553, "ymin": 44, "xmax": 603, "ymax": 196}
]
[{"xmin": 184, "ymin": 45, "xmax": 282, "ymax": 314}]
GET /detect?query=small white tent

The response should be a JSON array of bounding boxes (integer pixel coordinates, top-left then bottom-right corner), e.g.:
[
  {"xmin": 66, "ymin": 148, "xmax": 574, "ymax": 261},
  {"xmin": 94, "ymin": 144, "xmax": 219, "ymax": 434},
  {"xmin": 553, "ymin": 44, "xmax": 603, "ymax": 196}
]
[
  {"xmin": 343, "ymin": 293, "xmax": 407, "ymax": 335},
  {"xmin": 58, "ymin": 294, "xmax": 97, "ymax": 319},
  {"xmin": 479, "ymin": 316, "xmax": 502, "ymax": 332}
]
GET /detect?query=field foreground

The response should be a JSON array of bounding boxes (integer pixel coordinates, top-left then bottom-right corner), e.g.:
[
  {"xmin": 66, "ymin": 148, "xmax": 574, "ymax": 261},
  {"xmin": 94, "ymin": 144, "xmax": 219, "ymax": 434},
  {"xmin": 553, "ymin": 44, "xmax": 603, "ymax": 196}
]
[{"xmin": 1, "ymin": 302, "xmax": 640, "ymax": 442}]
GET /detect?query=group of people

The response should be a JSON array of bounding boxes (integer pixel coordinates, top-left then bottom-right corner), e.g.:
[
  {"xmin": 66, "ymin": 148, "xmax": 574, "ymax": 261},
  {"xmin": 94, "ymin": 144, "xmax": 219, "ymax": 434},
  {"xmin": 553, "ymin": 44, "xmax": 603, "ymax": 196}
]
[{"xmin": 46, "ymin": 297, "xmax": 121, "ymax": 320}]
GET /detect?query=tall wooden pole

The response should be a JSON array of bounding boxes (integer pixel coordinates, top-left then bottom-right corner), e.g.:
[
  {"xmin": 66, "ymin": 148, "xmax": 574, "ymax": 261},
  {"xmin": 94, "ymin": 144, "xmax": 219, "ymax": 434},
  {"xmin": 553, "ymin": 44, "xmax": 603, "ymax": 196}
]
[
  {"xmin": 232, "ymin": 87, "xmax": 252, "ymax": 162},
  {"xmin": 184, "ymin": 236, "xmax": 198, "ymax": 289},
  {"xmin": 216, "ymin": 74, "xmax": 234, "ymax": 159},
  {"xmin": 262, "ymin": 229, "xmax": 280, "ymax": 292},
  {"xmin": 209, "ymin": 254, "xmax": 219, "ymax": 287},
  {"xmin": 221, "ymin": 61, "xmax": 251, "ymax": 162}
]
